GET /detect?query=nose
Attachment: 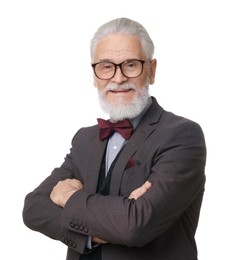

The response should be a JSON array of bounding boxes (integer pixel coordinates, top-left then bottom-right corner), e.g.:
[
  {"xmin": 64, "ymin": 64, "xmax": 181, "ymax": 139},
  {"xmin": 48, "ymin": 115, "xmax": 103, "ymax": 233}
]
[{"xmin": 111, "ymin": 66, "xmax": 128, "ymax": 84}]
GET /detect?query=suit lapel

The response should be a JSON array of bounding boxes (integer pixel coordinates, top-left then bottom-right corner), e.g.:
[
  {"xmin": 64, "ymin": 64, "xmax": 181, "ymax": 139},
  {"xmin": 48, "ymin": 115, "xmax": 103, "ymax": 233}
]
[{"xmin": 109, "ymin": 98, "xmax": 164, "ymax": 196}]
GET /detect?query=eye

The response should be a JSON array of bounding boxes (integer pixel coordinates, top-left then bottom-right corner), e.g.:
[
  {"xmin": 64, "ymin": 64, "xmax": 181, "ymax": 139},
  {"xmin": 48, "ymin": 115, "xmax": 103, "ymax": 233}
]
[
  {"xmin": 123, "ymin": 60, "xmax": 140, "ymax": 70},
  {"xmin": 126, "ymin": 61, "xmax": 136, "ymax": 68},
  {"xmin": 101, "ymin": 63, "xmax": 114, "ymax": 70}
]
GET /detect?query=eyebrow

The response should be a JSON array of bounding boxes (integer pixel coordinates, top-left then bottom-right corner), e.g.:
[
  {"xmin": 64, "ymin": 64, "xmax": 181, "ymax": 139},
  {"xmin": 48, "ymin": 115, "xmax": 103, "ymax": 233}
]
[
  {"xmin": 96, "ymin": 58, "xmax": 140, "ymax": 63},
  {"xmin": 97, "ymin": 59, "xmax": 112, "ymax": 63}
]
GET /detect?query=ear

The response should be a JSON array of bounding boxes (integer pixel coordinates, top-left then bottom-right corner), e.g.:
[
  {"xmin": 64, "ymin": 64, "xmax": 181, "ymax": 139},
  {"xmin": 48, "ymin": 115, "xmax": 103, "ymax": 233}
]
[{"xmin": 149, "ymin": 59, "xmax": 157, "ymax": 85}]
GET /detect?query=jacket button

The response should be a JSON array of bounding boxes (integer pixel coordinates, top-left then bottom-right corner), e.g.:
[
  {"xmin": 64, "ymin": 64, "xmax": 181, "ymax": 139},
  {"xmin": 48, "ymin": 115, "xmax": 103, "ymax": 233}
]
[
  {"xmin": 75, "ymin": 224, "xmax": 79, "ymax": 230},
  {"xmin": 70, "ymin": 222, "xmax": 75, "ymax": 228},
  {"xmin": 79, "ymin": 225, "xmax": 84, "ymax": 231}
]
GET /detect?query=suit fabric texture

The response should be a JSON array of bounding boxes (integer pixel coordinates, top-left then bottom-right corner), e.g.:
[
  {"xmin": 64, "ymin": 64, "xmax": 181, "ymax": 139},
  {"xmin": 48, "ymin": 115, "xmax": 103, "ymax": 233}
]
[{"xmin": 23, "ymin": 97, "xmax": 206, "ymax": 260}]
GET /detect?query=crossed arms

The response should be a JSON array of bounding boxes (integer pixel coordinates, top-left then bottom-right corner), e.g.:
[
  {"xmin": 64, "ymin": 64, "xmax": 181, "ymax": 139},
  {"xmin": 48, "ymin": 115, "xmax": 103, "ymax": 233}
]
[
  {"xmin": 50, "ymin": 178, "xmax": 152, "ymax": 244},
  {"xmin": 23, "ymin": 119, "xmax": 206, "ymax": 254}
]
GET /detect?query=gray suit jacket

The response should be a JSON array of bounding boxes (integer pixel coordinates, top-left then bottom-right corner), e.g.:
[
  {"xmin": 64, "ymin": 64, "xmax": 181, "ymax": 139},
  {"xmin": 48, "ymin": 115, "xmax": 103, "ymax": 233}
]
[{"xmin": 23, "ymin": 97, "xmax": 206, "ymax": 260}]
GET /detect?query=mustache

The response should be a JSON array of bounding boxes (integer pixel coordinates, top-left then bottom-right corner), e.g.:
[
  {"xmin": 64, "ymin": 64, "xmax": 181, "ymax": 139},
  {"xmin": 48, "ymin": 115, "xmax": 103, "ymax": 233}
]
[{"xmin": 104, "ymin": 83, "xmax": 136, "ymax": 92}]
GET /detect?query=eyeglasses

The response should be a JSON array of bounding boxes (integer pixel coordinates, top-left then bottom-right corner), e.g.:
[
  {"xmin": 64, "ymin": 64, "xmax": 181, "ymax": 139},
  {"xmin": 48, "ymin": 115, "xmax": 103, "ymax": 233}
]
[{"xmin": 91, "ymin": 59, "xmax": 146, "ymax": 80}]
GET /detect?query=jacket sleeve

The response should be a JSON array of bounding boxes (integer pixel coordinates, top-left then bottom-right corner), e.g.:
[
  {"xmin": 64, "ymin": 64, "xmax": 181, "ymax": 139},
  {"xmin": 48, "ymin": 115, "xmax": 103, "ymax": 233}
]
[
  {"xmin": 22, "ymin": 152, "xmax": 88, "ymax": 254},
  {"xmin": 61, "ymin": 120, "xmax": 206, "ymax": 247}
]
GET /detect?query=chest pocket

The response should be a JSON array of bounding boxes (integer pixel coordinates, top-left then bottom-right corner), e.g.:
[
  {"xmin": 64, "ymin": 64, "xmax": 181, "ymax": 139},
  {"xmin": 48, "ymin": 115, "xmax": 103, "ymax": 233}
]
[{"xmin": 119, "ymin": 164, "xmax": 148, "ymax": 197}]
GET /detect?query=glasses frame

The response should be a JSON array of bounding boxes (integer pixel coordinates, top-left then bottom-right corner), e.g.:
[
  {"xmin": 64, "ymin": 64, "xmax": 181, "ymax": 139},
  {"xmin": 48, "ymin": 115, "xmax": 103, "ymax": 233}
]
[{"xmin": 91, "ymin": 59, "xmax": 146, "ymax": 80}]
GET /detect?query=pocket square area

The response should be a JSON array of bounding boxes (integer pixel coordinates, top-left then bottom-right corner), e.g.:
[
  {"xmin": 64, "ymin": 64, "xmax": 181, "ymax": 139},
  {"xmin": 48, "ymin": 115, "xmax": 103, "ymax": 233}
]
[{"xmin": 125, "ymin": 158, "xmax": 137, "ymax": 170}]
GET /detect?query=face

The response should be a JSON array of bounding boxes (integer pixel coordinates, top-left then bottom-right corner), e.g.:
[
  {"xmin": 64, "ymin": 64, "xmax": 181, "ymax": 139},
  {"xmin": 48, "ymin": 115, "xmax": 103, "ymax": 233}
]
[{"xmin": 93, "ymin": 33, "xmax": 157, "ymax": 121}]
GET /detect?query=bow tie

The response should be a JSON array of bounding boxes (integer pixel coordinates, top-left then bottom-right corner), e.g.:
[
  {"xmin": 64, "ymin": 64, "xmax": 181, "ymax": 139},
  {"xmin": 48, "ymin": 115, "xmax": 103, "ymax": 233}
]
[{"xmin": 97, "ymin": 118, "xmax": 133, "ymax": 141}]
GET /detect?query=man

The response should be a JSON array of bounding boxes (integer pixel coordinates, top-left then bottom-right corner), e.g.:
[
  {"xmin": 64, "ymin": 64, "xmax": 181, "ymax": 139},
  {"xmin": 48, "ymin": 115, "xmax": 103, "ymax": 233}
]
[{"xmin": 23, "ymin": 17, "xmax": 206, "ymax": 260}]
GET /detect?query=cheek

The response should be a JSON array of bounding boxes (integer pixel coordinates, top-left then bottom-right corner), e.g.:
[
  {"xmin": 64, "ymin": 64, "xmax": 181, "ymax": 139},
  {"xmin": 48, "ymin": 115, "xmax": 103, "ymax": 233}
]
[
  {"xmin": 94, "ymin": 78, "xmax": 107, "ymax": 90},
  {"xmin": 133, "ymin": 77, "xmax": 148, "ymax": 91}
]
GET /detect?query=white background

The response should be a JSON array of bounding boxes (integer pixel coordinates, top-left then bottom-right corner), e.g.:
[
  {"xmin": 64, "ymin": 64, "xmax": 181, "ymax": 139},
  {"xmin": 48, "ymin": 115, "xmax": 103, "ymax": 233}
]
[{"xmin": 0, "ymin": 0, "xmax": 235, "ymax": 259}]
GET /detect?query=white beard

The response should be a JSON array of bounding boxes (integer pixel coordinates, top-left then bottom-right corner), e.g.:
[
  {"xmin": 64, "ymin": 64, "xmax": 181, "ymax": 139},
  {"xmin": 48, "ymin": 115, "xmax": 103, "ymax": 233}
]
[{"xmin": 97, "ymin": 82, "xmax": 150, "ymax": 122}]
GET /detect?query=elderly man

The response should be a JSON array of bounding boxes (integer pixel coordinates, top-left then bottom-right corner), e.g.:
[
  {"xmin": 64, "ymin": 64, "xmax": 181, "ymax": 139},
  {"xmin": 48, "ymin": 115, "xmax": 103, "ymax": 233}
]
[{"xmin": 23, "ymin": 17, "xmax": 206, "ymax": 260}]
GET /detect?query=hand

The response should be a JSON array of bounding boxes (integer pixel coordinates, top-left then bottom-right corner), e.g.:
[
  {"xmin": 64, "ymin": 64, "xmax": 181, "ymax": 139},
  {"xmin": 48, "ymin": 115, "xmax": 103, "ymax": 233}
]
[
  {"xmin": 92, "ymin": 236, "xmax": 108, "ymax": 244},
  {"xmin": 50, "ymin": 179, "xmax": 84, "ymax": 207},
  {"xmin": 129, "ymin": 181, "xmax": 152, "ymax": 200}
]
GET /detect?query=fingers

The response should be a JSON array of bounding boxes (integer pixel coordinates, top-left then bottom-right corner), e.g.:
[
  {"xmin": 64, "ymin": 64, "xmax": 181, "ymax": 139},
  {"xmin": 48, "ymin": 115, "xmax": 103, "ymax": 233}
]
[
  {"xmin": 92, "ymin": 236, "xmax": 108, "ymax": 244},
  {"xmin": 52, "ymin": 179, "xmax": 84, "ymax": 197},
  {"xmin": 129, "ymin": 181, "xmax": 152, "ymax": 200},
  {"xmin": 50, "ymin": 178, "xmax": 84, "ymax": 207},
  {"xmin": 143, "ymin": 181, "xmax": 152, "ymax": 190},
  {"xmin": 63, "ymin": 179, "xmax": 84, "ymax": 190}
]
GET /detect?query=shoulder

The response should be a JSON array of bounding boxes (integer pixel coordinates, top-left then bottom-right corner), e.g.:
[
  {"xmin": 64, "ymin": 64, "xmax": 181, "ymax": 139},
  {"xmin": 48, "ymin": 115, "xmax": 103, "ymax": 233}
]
[
  {"xmin": 161, "ymin": 109, "xmax": 204, "ymax": 136},
  {"xmin": 149, "ymin": 97, "xmax": 204, "ymax": 136},
  {"xmin": 156, "ymin": 110, "xmax": 206, "ymax": 157}
]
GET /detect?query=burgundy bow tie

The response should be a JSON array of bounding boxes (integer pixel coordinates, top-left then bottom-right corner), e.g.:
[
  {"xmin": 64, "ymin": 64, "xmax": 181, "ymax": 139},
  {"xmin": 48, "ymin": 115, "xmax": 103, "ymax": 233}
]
[{"xmin": 97, "ymin": 118, "xmax": 133, "ymax": 141}]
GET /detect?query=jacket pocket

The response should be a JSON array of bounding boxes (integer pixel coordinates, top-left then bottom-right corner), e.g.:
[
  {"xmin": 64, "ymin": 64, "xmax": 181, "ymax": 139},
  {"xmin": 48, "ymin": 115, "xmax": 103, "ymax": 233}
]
[{"xmin": 119, "ymin": 164, "xmax": 148, "ymax": 196}]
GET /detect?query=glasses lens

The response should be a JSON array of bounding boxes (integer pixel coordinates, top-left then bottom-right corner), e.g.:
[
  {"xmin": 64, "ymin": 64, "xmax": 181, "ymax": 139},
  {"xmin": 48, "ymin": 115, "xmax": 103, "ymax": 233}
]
[
  {"xmin": 94, "ymin": 62, "xmax": 115, "ymax": 80},
  {"xmin": 122, "ymin": 60, "xmax": 143, "ymax": 78}
]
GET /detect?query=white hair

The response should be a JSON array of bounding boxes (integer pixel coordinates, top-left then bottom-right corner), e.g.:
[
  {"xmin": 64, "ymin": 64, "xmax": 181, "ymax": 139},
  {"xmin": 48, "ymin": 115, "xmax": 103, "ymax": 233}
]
[{"xmin": 90, "ymin": 17, "xmax": 154, "ymax": 62}]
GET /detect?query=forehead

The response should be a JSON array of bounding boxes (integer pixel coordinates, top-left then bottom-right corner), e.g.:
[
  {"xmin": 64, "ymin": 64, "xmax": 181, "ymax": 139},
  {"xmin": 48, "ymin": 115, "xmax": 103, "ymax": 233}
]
[{"xmin": 94, "ymin": 33, "xmax": 145, "ymax": 62}]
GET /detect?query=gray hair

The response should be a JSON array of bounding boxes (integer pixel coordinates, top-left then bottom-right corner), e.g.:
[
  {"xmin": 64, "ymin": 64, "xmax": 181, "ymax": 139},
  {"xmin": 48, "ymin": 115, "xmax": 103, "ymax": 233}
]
[{"xmin": 90, "ymin": 18, "xmax": 154, "ymax": 62}]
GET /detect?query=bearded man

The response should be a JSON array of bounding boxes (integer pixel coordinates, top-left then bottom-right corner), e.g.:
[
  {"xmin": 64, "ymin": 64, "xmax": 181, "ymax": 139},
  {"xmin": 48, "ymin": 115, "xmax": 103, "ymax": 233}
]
[{"xmin": 23, "ymin": 17, "xmax": 206, "ymax": 260}]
